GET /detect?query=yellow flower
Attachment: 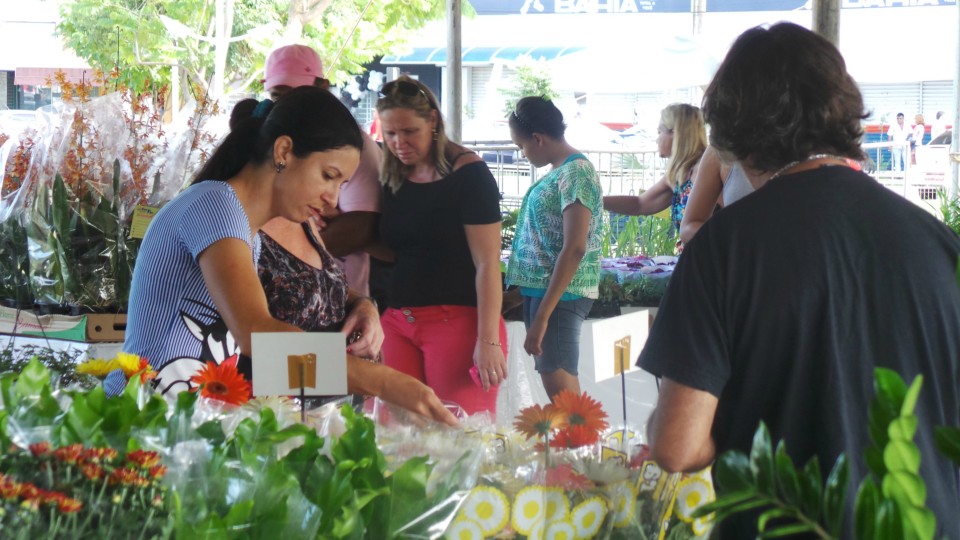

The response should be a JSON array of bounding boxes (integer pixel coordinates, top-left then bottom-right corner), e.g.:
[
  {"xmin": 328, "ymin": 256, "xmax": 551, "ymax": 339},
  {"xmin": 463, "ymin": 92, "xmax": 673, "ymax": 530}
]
[
  {"xmin": 115, "ymin": 352, "xmax": 150, "ymax": 377},
  {"xmin": 444, "ymin": 518, "xmax": 484, "ymax": 540},
  {"xmin": 570, "ymin": 497, "xmax": 607, "ymax": 538},
  {"xmin": 604, "ymin": 480, "xmax": 637, "ymax": 528},
  {"xmin": 76, "ymin": 358, "xmax": 118, "ymax": 378},
  {"xmin": 512, "ymin": 486, "xmax": 547, "ymax": 535},
  {"xmin": 674, "ymin": 476, "xmax": 713, "ymax": 523},
  {"xmin": 458, "ymin": 486, "xmax": 509, "ymax": 536}
]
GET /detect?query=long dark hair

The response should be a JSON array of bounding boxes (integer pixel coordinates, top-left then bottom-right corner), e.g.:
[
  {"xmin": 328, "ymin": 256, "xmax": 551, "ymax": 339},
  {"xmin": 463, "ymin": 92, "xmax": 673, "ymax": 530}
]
[
  {"xmin": 702, "ymin": 22, "xmax": 867, "ymax": 172},
  {"xmin": 194, "ymin": 86, "xmax": 363, "ymax": 183}
]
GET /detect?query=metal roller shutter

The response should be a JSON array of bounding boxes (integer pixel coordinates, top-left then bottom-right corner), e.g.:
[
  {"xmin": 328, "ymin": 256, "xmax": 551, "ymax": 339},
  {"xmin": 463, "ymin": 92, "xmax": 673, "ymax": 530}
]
[
  {"xmin": 859, "ymin": 83, "xmax": 921, "ymax": 123},
  {"xmin": 920, "ymin": 81, "xmax": 953, "ymax": 120}
]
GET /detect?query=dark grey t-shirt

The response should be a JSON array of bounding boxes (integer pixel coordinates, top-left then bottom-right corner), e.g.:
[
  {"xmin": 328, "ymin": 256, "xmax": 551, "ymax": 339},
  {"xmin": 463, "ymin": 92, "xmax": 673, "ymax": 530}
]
[{"xmin": 639, "ymin": 166, "xmax": 960, "ymax": 538}]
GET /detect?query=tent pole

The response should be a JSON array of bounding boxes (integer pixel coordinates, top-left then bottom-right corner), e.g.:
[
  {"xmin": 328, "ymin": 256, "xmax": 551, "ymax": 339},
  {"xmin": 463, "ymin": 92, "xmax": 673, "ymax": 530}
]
[
  {"xmin": 445, "ymin": 0, "xmax": 462, "ymax": 143},
  {"xmin": 812, "ymin": 0, "xmax": 840, "ymax": 47},
  {"xmin": 951, "ymin": 0, "xmax": 959, "ymax": 198}
]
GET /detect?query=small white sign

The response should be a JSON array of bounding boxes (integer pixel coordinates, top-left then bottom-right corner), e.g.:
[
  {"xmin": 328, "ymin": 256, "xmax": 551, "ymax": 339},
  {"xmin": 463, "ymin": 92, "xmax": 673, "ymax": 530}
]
[
  {"xmin": 250, "ymin": 332, "xmax": 347, "ymax": 396},
  {"xmin": 580, "ymin": 309, "xmax": 651, "ymax": 383}
]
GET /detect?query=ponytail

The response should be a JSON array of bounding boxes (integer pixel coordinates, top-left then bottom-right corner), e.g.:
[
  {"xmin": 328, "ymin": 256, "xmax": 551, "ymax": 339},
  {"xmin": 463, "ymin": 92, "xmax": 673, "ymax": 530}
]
[{"xmin": 194, "ymin": 99, "xmax": 275, "ymax": 184}]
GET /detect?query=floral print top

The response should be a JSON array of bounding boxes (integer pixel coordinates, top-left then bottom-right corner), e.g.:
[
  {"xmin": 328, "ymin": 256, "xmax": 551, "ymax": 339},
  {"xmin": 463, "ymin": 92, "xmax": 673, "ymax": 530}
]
[
  {"xmin": 670, "ymin": 168, "xmax": 695, "ymax": 233},
  {"xmin": 257, "ymin": 224, "xmax": 348, "ymax": 332}
]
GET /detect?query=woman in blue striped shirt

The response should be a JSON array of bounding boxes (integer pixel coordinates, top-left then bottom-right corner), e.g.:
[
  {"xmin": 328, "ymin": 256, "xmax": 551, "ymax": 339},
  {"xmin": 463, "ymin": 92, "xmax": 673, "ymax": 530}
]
[{"xmin": 112, "ymin": 87, "xmax": 457, "ymax": 425}]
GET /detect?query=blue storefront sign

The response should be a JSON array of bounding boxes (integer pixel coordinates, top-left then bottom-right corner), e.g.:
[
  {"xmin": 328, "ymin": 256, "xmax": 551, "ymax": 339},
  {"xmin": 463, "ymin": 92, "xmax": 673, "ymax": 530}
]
[{"xmin": 468, "ymin": 0, "xmax": 955, "ymax": 15}]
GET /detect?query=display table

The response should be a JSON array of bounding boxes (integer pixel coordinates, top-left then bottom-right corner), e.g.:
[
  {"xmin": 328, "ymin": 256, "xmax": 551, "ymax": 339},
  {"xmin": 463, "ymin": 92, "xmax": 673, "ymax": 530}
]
[{"xmin": 495, "ymin": 308, "xmax": 660, "ymax": 429}]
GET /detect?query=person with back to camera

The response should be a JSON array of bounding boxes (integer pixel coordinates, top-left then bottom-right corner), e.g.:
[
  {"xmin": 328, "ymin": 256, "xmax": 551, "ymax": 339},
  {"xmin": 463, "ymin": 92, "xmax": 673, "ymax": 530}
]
[
  {"xmin": 375, "ymin": 75, "xmax": 507, "ymax": 416},
  {"xmin": 638, "ymin": 22, "xmax": 960, "ymax": 538},
  {"xmin": 503, "ymin": 96, "xmax": 604, "ymax": 400},
  {"xmin": 113, "ymin": 87, "xmax": 457, "ymax": 426},
  {"xmin": 602, "ymin": 104, "xmax": 707, "ymax": 251},
  {"xmin": 261, "ymin": 45, "xmax": 383, "ymax": 297},
  {"xmin": 678, "ymin": 145, "xmax": 754, "ymax": 244}
]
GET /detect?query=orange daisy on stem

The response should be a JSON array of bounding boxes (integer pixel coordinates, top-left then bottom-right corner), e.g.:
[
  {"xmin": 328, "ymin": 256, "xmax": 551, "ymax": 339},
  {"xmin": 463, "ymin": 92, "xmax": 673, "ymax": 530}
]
[
  {"xmin": 552, "ymin": 390, "xmax": 609, "ymax": 436},
  {"xmin": 190, "ymin": 359, "xmax": 251, "ymax": 406},
  {"xmin": 514, "ymin": 403, "xmax": 567, "ymax": 440}
]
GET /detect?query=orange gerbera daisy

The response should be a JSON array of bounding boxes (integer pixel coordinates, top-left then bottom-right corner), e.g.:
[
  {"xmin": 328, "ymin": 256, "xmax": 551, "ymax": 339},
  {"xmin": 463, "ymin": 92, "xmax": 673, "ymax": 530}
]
[
  {"xmin": 552, "ymin": 390, "xmax": 609, "ymax": 435},
  {"xmin": 514, "ymin": 403, "xmax": 567, "ymax": 440},
  {"xmin": 190, "ymin": 360, "xmax": 251, "ymax": 406}
]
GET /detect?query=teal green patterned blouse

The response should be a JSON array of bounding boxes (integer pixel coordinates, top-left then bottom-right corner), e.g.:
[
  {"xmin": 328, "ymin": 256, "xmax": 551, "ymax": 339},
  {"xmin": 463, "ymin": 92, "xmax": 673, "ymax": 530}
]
[{"xmin": 505, "ymin": 155, "xmax": 604, "ymax": 299}]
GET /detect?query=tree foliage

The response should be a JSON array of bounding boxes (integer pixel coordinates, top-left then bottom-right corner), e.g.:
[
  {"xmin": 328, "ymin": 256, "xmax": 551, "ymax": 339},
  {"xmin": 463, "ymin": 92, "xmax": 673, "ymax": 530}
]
[
  {"xmin": 500, "ymin": 56, "xmax": 559, "ymax": 118},
  {"xmin": 57, "ymin": 0, "xmax": 455, "ymax": 105}
]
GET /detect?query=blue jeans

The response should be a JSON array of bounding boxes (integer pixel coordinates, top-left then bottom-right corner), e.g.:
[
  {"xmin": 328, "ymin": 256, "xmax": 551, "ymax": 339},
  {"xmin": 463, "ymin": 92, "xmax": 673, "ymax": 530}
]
[
  {"xmin": 522, "ymin": 296, "xmax": 594, "ymax": 375},
  {"xmin": 891, "ymin": 146, "xmax": 904, "ymax": 171}
]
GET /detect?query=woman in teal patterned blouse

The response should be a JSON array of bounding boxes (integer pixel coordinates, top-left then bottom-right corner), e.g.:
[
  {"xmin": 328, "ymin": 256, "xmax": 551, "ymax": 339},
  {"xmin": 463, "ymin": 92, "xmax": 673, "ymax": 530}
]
[
  {"xmin": 603, "ymin": 104, "xmax": 707, "ymax": 250},
  {"xmin": 504, "ymin": 97, "xmax": 604, "ymax": 400}
]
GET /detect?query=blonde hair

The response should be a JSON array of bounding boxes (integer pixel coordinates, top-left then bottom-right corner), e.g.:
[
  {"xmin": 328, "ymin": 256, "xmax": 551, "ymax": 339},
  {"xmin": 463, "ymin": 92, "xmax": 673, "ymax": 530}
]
[
  {"xmin": 375, "ymin": 75, "xmax": 450, "ymax": 194},
  {"xmin": 662, "ymin": 104, "xmax": 707, "ymax": 188},
  {"xmin": 915, "ymin": 114, "xmax": 925, "ymax": 125}
]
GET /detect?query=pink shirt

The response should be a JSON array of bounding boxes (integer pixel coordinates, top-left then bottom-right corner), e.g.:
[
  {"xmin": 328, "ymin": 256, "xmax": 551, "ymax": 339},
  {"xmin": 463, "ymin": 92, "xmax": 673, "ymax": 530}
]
[{"xmin": 333, "ymin": 130, "xmax": 382, "ymax": 295}]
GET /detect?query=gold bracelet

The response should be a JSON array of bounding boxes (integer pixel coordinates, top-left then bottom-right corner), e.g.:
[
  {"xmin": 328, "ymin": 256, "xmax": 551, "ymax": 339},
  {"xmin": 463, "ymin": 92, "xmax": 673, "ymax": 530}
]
[{"xmin": 478, "ymin": 337, "xmax": 502, "ymax": 347}]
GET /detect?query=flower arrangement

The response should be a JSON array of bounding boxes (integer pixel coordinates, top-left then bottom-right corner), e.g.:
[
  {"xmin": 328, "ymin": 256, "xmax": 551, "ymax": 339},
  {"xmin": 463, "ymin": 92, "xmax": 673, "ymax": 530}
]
[
  {"xmin": 0, "ymin": 443, "xmax": 169, "ymax": 539},
  {"xmin": 189, "ymin": 356, "xmax": 250, "ymax": 405},
  {"xmin": 446, "ymin": 392, "xmax": 714, "ymax": 539},
  {"xmin": 1, "ymin": 358, "xmax": 479, "ymax": 539},
  {"xmin": 0, "ymin": 70, "xmax": 220, "ymax": 311}
]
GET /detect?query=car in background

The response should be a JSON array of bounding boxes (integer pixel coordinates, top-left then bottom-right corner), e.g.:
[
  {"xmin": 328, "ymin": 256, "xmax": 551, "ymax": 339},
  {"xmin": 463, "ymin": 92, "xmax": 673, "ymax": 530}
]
[{"xmin": 0, "ymin": 109, "xmax": 40, "ymax": 140}]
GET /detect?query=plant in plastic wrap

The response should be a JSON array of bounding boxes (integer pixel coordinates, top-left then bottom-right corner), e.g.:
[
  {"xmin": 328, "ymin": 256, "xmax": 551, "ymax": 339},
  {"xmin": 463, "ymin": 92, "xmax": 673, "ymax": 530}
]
[
  {"xmin": 448, "ymin": 392, "xmax": 714, "ymax": 539},
  {"xmin": 0, "ymin": 129, "xmax": 41, "ymax": 307}
]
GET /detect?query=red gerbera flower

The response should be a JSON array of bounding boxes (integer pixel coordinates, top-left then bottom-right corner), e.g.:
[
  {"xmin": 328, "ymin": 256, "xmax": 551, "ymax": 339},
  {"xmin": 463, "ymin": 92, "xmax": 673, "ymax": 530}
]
[
  {"xmin": 126, "ymin": 449, "xmax": 161, "ymax": 469},
  {"xmin": 190, "ymin": 360, "xmax": 251, "ymax": 406},
  {"xmin": 57, "ymin": 497, "xmax": 83, "ymax": 513},
  {"xmin": 552, "ymin": 390, "xmax": 609, "ymax": 434},
  {"xmin": 53, "ymin": 444, "xmax": 84, "ymax": 465},
  {"xmin": 29, "ymin": 442, "xmax": 52, "ymax": 457},
  {"xmin": 550, "ymin": 424, "xmax": 601, "ymax": 449}
]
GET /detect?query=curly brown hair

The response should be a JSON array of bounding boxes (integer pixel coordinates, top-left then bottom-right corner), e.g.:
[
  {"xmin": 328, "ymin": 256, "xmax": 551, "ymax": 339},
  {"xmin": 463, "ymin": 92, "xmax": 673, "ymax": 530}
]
[{"xmin": 702, "ymin": 22, "xmax": 867, "ymax": 173}]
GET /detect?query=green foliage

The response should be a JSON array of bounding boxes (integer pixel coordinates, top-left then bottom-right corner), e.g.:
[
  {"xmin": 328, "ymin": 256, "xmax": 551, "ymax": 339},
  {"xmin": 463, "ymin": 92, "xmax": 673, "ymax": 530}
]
[
  {"xmin": 696, "ymin": 369, "xmax": 944, "ymax": 540},
  {"xmin": 0, "ymin": 347, "xmax": 95, "ymax": 391},
  {"xmin": 58, "ymin": 0, "xmax": 453, "ymax": 102},
  {"xmin": 500, "ymin": 56, "xmax": 560, "ymax": 118},
  {"xmin": 0, "ymin": 217, "xmax": 31, "ymax": 307},
  {"xmin": 500, "ymin": 207, "xmax": 520, "ymax": 252},
  {"xmin": 608, "ymin": 215, "xmax": 676, "ymax": 258},
  {"xmin": 936, "ymin": 188, "xmax": 960, "ymax": 237}
]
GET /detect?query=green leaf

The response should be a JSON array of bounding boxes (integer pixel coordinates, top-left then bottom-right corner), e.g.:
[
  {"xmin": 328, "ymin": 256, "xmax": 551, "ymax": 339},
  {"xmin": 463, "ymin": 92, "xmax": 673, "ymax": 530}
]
[
  {"xmin": 693, "ymin": 489, "xmax": 757, "ymax": 517},
  {"xmin": 822, "ymin": 454, "xmax": 849, "ymax": 538},
  {"xmin": 798, "ymin": 456, "xmax": 823, "ymax": 521},
  {"xmin": 756, "ymin": 507, "xmax": 792, "ymax": 532},
  {"xmin": 874, "ymin": 499, "xmax": 905, "ymax": 540},
  {"xmin": 900, "ymin": 375, "xmax": 923, "ymax": 417},
  {"xmin": 887, "ymin": 416, "xmax": 919, "ymax": 442},
  {"xmin": 873, "ymin": 367, "xmax": 908, "ymax": 406},
  {"xmin": 758, "ymin": 522, "xmax": 817, "ymax": 538},
  {"xmin": 714, "ymin": 451, "xmax": 754, "ymax": 493},
  {"xmin": 750, "ymin": 422, "xmax": 776, "ymax": 495},
  {"xmin": 14, "ymin": 358, "xmax": 52, "ymax": 399},
  {"xmin": 883, "ymin": 440, "xmax": 921, "ymax": 474},
  {"xmin": 934, "ymin": 426, "xmax": 960, "ymax": 465},
  {"xmin": 881, "ymin": 471, "xmax": 927, "ymax": 507},
  {"xmin": 902, "ymin": 506, "xmax": 937, "ymax": 540},
  {"xmin": 774, "ymin": 441, "xmax": 801, "ymax": 506},
  {"xmin": 854, "ymin": 479, "xmax": 880, "ymax": 540}
]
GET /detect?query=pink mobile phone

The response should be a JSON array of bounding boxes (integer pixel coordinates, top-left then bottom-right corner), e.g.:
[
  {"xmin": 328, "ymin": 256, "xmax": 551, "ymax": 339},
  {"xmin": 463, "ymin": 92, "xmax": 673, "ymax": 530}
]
[{"xmin": 468, "ymin": 365, "xmax": 484, "ymax": 388}]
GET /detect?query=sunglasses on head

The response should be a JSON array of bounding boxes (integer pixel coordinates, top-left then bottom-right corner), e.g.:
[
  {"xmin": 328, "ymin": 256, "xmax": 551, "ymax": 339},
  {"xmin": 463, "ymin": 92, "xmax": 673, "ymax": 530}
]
[{"xmin": 379, "ymin": 80, "xmax": 434, "ymax": 108}]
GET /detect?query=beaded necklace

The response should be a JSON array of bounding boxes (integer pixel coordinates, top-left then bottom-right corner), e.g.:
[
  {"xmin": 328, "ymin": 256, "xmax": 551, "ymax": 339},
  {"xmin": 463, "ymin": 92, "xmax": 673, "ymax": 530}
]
[{"xmin": 767, "ymin": 154, "xmax": 852, "ymax": 181}]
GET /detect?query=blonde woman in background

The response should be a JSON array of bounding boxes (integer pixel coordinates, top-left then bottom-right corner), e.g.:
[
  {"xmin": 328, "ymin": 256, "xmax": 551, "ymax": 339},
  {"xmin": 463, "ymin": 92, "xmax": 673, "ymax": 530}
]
[
  {"xmin": 603, "ymin": 104, "xmax": 707, "ymax": 250},
  {"xmin": 375, "ymin": 76, "xmax": 506, "ymax": 416}
]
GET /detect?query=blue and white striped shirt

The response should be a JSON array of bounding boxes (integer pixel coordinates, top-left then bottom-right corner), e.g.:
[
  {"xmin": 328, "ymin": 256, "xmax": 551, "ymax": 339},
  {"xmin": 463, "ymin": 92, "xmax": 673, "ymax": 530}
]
[{"xmin": 105, "ymin": 181, "xmax": 259, "ymax": 397}]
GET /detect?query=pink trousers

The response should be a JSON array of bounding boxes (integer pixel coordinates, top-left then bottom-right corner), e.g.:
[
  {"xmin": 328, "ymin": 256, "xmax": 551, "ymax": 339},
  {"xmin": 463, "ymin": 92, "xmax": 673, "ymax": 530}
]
[{"xmin": 381, "ymin": 305, "xmax": 508, "ymax": 416}]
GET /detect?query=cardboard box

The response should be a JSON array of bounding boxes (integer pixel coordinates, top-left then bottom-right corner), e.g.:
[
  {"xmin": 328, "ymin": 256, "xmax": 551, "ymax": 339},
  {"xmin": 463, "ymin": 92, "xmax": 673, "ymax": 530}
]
[{"xmin": 85, "ymin": 313, "xmax": 127, "ymax": 343}]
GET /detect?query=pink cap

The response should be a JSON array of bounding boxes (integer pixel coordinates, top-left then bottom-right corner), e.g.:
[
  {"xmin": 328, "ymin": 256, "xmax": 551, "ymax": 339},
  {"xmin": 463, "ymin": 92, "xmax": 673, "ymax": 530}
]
[{"xmin": 263, "ymin": 45, "xmax": 324, "ymax": 90}]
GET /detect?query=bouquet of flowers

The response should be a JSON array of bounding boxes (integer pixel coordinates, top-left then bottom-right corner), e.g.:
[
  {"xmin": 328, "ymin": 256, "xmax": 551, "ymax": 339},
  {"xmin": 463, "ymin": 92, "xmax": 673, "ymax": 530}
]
[{"xmin": 445, "ymin": 391, "xmax": 715, "ymax": 539}]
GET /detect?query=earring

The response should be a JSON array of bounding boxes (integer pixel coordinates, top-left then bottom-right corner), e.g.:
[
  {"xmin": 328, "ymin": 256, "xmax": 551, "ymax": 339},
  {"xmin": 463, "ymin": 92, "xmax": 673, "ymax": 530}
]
[
  {"xmin": 432, "ymin": 130, "xmax": 438, "ymax": 141},
  {"xmin": 275, "ymin": 162, "xmax": 286, "ymax": 173}
]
